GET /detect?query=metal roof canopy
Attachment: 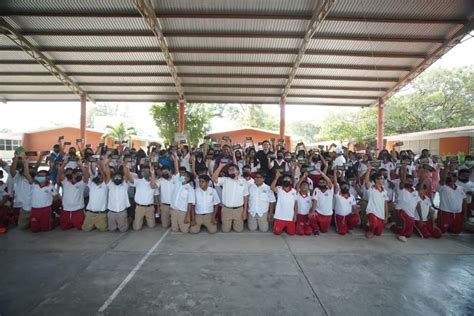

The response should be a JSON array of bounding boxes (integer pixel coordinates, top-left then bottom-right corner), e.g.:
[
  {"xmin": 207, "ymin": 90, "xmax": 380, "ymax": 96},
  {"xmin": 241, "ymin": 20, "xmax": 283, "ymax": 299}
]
[{"xmin": 0, "ymin": 0, "xmax": 473, "ymax": 106}]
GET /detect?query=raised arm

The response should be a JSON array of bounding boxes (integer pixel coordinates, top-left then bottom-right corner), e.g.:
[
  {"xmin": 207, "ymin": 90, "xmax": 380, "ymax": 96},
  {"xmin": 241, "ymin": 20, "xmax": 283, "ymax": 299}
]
[
  {"xmin": 20, "ymin": 154, "xmax": 33, "ymax": 184},
  {"xmin": 271, "ymin": 170, "xmax": 281, "ymax": 192},
  {"xmin": 320, "ymin": 171, "xmax": 333, "ymax": 190},
  {"xmin": 364, "ymin": 165, "xmax": 372, "ymax": 190},
  {"xmin": 212, "ymin": 162, "xmax": 226, "ymax": 184},
  {"xmin": 77, "ymin": 159, "xmax": 89, "ymax": 183},
  {"xmin": 57, "ymin": 156, "xmax": 68, "ymax": 184},
  {"xmin": 101, "ymin": 157, "xmax": 111, "ymax": 183}
]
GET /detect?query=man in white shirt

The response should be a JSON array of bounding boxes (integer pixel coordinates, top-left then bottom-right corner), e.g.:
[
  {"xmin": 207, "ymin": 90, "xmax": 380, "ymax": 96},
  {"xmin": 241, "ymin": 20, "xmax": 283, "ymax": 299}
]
[
  {"xmin": 9, "ymin": 156, "xmax": 32, "ymax": 229},
  {"xmin": 57, "ymin": 157, "xmax": 88, "ymax": 230},
  {"xmin": 103, "ymin": 159, "xmax": 133, "ymax": 232},
  {"xmin": 248, "ymin": 171, "xmax": 276, "ymax": 232},
  {"xmin": 131, "ymin": 164, "xmax": 158, "ymax": 231},
  {"xmin": 333, "ymin": 147, "xmax": 346, "ymax": 167},
  {"xmin": 212, "ymin": 163, "xmax": 249, "ymax": 233},
  {"xmin": 82, "ymin": 167, "xmax": 108, "ymax": 232},
  {"xmin": 270, "ymin": 171, "xmax": 297, "ymax": 235},
  {"xmin": 190, "ymin": 175, "xmax": 220, "ymax": 234},
  {"xmin": 156, "ymin": 166, "xmax": 179, "ymax": 228}
]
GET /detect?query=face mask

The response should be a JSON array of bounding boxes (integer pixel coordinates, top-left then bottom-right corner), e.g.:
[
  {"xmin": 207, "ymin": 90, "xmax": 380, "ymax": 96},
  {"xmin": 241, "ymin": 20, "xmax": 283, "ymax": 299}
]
[
  {"xmin": 65, "ymin": 173, "xmax": 73, "ymax": 180},
  {"xmin": 458, "ymin": 178, "xmax": 468, "ymax": 183},
  {"xmin": 35, "ymin": 176, "xmax": 47, "ymax": 184},
  {"xmin": 319, "ymin": 185, "xmax": 327, "ymax": 190},
  {"xmin": 142, "ymin": 170, "xmax": 151, "ymax": 179},
  {"xmin": 113, "ymin": 178, "xmax": 123, "ymax": 185},
  {"xmin": 277, "ymin": 155, "xmax": 284, "ymax": 160},
  {"xmin": 179, "ymin": 175, "xmax": 185, "ymax": 184},
  {"xmin": 282, "ymin": 180, "xmax": 291, "ymax": 187},
  {"xmin": 162, "ymin": 173, "xmax": 170, "ymax": 180},
  {"xmin": 404, "ymin": 183, "xmax": 413, "ymax": 188},
  {"xmin": 229, "ymin": 173, "xmax": 236, "ymax": 179},
  {"xmin": 74, "ymin": 175, "xmax": 83, "ymax": 182},
  {"xmin": 243, "ymin": 171, "xmax": 251, "ymax": 177},
  {"xmin": 92, "ymin": 176, "xmax": 102, "ymax": 185},
  {"xmin": 54, "ymin": 149, "xmax": 60, "ymax": 154},
  {"xmin": 383, "ymin": 175, "xmax": 388, "ymax": 180}
]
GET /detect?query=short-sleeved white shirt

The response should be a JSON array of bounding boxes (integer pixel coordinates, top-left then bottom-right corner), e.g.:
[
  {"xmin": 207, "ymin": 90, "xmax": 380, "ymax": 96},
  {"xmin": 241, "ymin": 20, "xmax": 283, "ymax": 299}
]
[
  {"xmin": 194, "ymin": 187, "xmax": 220, "ymax": 215},
  {"xmin": 86, "ymin": 180, "xmax": 108, "ymax": 212},
  {"xmin": 133, "ymin": 178, "xmax": 159, "ymax": 205},
  {"xmin": 106, "ymin": 181, "xmax": 130, "ymax": 212},
  {"xmin": 31, "ymin": 183, "xmax": 58, "ymax": 208},
  {"xmin": 366, "ymin": 185, "xmax": 389, "ymax": 220},
  {"xmin": 61, "ymin": 179, "xmax": 86, "ymax": 211},
  {"xmin": 157, "ymin": 175, "xmax": 178, "ymax": 204},
  {"xmin": 13, "ymin": 174, "xmax": 32, "ymax": 211},
  {"xmin": 334, "ymin": 155, "xmax": 346, "ymax": 167},
  {"xmin": 297, "ymin": 193, "xmax": 312, "ymax": 215},
  {"xmin": 334, "ymin": 193, "xmax": 356, "ymax": 216},
  {"xmin": 217, "ymin": 177, "xmax": 249, "ymax": 207},
  {"xmin": 171, "ymin": 183, "xmax": 195, "ymax": 212},
  {"xmin": 438, "ymin": 184, "xmax": 466, "ymax": 213},
  {"xmin": 415, "ymin": 196, "xmax": 431, "ymax": 221},
  {"xmin": 274, "ymin": 187, "xmax": 297, "ymax": 221},
  {"xmin": 312, "ymin": 187, "xmax": 334, "ymax": 216},
  {"xmin": 248, "ymin": 183, "xmax": 276, "ymax": 216},
  {"xmin": 456, "ymin": 180, "xmax": 474, "ymax": 204},
  {"xmin": 395, "ymin": 188, "xmax": 421, "ymax": 218}
]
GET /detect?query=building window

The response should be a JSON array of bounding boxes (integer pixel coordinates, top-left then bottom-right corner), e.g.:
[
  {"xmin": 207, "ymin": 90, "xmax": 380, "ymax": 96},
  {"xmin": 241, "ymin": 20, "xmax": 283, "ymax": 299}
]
[{"xmin": 0, "ymin": 139, "xmax": 21, "ymax": 151}]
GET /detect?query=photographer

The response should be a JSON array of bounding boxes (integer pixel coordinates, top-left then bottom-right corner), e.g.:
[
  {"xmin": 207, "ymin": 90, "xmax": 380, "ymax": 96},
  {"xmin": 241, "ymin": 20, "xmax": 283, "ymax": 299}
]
[{"xmin": 256, "ymin": 140, "xmax": 272, "ymax": 183}]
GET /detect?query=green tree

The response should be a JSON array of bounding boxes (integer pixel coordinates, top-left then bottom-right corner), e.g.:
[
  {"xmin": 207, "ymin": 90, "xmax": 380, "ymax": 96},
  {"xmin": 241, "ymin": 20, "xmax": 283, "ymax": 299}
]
[
  {"xmin": 316, "ymin": 66, "xmax": 474, "ymax": 142},
  {"xmin": 149, "ymin": 102, "xmax": 214, "ymax": 145},
  {"xmin": 219, "ymin": 104, "xmax": 279, "ymax": 130},
  {"xmin": 287, "ymin": 121, "xmax": 320, "ymax": 143},
  {"xmin": 102, "ymin": 122, "xmax": 137, "ymax": 142}
]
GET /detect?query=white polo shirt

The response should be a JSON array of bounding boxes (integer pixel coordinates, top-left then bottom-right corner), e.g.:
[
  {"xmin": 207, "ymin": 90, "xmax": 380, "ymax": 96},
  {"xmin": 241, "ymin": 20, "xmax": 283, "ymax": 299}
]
[
  {"xmin": 334, "ymin": 193, "xmax": 356, "ymax": 217},
  {"xmin": 395, "ymin": 188, "xmax": 421, "ymax": 218},
  {"xmin": 13, "ymin": 174, "xmax": 32, "ymax": 211},
  {"xmin": 217, "ymin": 176, "xmax": 249, "ymax": 208},
  {"xmin": 366, "ymin": 185, "xmax": 389, "ymax": 220},
  {"xmin": 312, "ymin": 187, "xmax": 334, "ymax": 216},
  {"xmin": 61, "ymin": 179, "xmax": 86, "ymax": 211},
  {"xmin": 243, "ymin": 177, "xmax": 255, "ymax": 188},
  {"xmin": 157, "ymin": 176, "xmax": 178, "ymax": 204},
  {"xmin": 86, "ymin": 180, "xmax": 108, "ymax": 212},
  {"xmin": 106, "ymin": 181, "xmax": 131, "ymax": 212},
  {"xmin": 171, "ymin": 183, "xmax": 195, "ymax": 212},
  {"xmin": 334, "ymin": 155, "xmax": 346, "ymax": 167},
  {"xmin": 438, "ymin": 184, "xmax": 466, "ymax": 213},
  {"xmin": 415, "ymin": 196, "xmax": 431, "ymax": 221},
  {"xmin": 274, "ymin": 187, "xmax": 297, "ymax": 221},
  {"xmin": 248, "ymin": 183, "xmax": 276, "ymax": 216},
  {"xmin": 194, "ymin": 187, "xmax": 220, "ymax": 215},
  {"xmin": 456, "ymin": 180, "xmax": 474, "ymax": 204},
  {"xmin": 31, "ymin": 183, "xmax": 58, "ymax": 208},
  {"xmin": 297, "ymin": 193, "xmax": 312, "ymax": 215},
  {"xmin": 133, "ymin": 178, "xmax": 159, "ymax": 205}
]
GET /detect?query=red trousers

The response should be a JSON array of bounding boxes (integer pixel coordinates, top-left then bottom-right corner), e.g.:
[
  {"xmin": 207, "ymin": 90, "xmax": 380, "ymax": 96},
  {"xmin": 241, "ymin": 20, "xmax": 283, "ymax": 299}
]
[
  {"xmin": 30, "ymin": 206, "xmax": 52, "ymax": 232},
  {"xmin": 296, "ymin": 214, "xmax": 312, "ymax": 236},
  {"xmin": 273, "ymin": 219, "xmax": 296, "ymax": 235},
  {"xmin": 60, "ymin": 210, "xmax": 85, "ymax": 230},
  {"xmin": 309, "ymin": 211, "xmax": 332, "ymax": 233},
  {"xmin": 366, "ymin": 213, "xmax": 384, "ymax": 236},
  {"xmin": 437, "ymin": 210, "xmax": 463, "ymax": 234},
  {"xmin": 335, "ymin": 213, "xmax": 360, "ymax": 235},
  {"xmin": 390, "ymin": 209, "xmax": 415, "ymax": 238},
  {"xmin": 415, "ymin": 220, "xmax": 442, "ymax": 239}
]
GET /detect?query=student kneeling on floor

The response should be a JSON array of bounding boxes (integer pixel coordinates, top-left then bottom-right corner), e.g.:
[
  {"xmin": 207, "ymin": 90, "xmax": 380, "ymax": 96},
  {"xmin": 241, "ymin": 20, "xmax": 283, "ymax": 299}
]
[
  {"xmin": 364, "ymin": 165, "xmax": 389, "ymax": 238},
  {"xmin": 131, "ymin": 164, "xmax": 159, "ymax": 231},
  {"xmin": 270, "ymin": 170, "xmax": 297, "ymax": 235},
  {"xmin": 170, "ymin": 171, "xmax": 195, "ymax": 233},
  {"xmin": 248, "ymin": 171, "xmax": 276, "ymax": 232},
  {"xmin": 190, "ymin": 175, "xmax": 220, "ymax": 234},
  {"xmin": 82, "ymin": 167, "xmax": 108, "ymax": 232}
]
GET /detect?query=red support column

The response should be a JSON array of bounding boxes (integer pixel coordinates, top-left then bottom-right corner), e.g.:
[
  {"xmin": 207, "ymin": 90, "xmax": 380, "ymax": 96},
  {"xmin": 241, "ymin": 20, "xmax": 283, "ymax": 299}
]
[
  {"xmin": 377, "ymin": 98, "xmax": 384, "ymax": 153},
  {"xmin": 178, "ymin": 98, "xmax": 185, "ymax": 133},
  {"xmin": 279, "ymin": 97, "xmax": 286, "ymax": 141},
  {"xmin": 80, "ymin": 94, "xmax": 87, "ymax": 143}
]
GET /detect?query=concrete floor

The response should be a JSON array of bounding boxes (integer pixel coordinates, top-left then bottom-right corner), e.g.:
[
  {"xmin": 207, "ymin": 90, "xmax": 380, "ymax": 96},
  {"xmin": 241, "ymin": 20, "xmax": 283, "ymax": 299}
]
[{"xmin": 0, "ymin": 226, "xmax": 473, "ymax": 316}]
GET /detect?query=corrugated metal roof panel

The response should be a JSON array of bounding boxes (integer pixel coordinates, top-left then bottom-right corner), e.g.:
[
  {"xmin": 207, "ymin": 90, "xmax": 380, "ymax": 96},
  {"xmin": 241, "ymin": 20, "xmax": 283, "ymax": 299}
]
[
  {"xmin": 292, "ymin": 78, "xmax": 394, "ymax": 88},
  {"xmin": 301, "ymin": 54, "xmax": 422, "ymax": 67},
  {"xmin": 184, "ymin": 87, "xmax": 282, "ymax": 95},
  {"xmin": 154, "ymin": 0, "xmax": 314, "ymax": 14},
  {"xmin": 330, "ymin": 0, "xmax": 472, "ymax": 19},
  {"xmin": 187, "ymin": 95, "xmax": 280, "ymax": 104},
  {"xmin": 0, "ymin": 85, "xmax": 70, "ymax": 92},
  {"xmin": 68, "ymin": 76, "xmax": 175, "ymax": 84},
  {"xmin": 288, "ymin": 89, "xmax": 385, "ymax": 97},
  {"xmin": 0, "ymin": 93, "xmax": 80, "ymax": 101},
  {"xmin": 296, "ymin": 68, "xmax": 408, "ymax": 79},
  {"xmin": 173, "ymin": 53, "xmax": 296, "ymax": 64},
  {"xmin": 167, "ymin": 37, "xmax": 301, "ymax": 49},
  {"xmin": 19, "ymin": 35, "xmax": 159, "ymax": 48},
  {"xmin": 0, "ymin": 0, "xmax": 136, "ymax": 13},
  {"xmin": 42, "ymin": 52, "xmax": 165, "ymax": 62},
  {"xmin": 81, "ymin": 86, "xmax": 177, "ymax": 93},
  {"xmin": 175, "ymin": 65, "xmax": 290, "ymax": 75},
  {"xmin": 57, "ymin": 65, "xmax": 171, "ymax": 73},
  {"xmin": 0, "ymin": 64, "xmax": 47, "ymax": 72},
  {"xmin": 0, "ymin": 75, "xmax": 61, "ymax": 83},
  {"xmin": 309, "ymin": 39, "xmax": 440, "ymax": 54},
  {"xmin": 286, "ymin": 96, "xmax": 372, "ymax": 105},
  {"xmin": 180, "ymin": 77, "xmax": 286, "ymax": 85}
]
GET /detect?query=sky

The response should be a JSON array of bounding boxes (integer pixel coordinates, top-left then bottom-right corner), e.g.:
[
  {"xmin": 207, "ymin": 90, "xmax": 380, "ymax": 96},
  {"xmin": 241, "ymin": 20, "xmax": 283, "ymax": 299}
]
[{"xmin": 1, "ymin": 34, "xmax": 473, "ymax": 137}]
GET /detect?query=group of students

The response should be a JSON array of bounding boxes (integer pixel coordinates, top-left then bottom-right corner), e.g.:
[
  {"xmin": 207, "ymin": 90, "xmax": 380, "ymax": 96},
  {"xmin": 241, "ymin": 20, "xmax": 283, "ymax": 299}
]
[{"xmin": 0, "ymin": 137, "xmax": 472, "ymax": 242}]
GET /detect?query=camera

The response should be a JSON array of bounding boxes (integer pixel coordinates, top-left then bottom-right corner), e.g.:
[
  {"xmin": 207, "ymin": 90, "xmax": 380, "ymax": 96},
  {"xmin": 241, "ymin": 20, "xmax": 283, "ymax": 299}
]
[
  {"xmin": 221, "ymin": 158, "xmax": 231, "ymax": 164},
  {"xmin": 233, "ymin": 144, "xmax": 242, "ymax": 150},
  {"xmin": 370, "ymin": 160, "xmax": 381, "ymax": 168},
  {"xmin": 111, "ymin": 154, "xmax": 120, "ymax": 160},
  {"xmin": 268, "ymin": 153, "xmax": 277, "ymax": 160},
  {"xmin": 88, "ymin": 157, "xmax": 98, "ymax": 163}
]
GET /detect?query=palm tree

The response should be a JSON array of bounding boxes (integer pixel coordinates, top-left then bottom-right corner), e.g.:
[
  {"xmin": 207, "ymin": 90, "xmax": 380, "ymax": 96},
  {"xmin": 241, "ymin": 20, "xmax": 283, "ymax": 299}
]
[{"xmin": 102, "ymin": 122, "xmax": 137, "ymax": 143}]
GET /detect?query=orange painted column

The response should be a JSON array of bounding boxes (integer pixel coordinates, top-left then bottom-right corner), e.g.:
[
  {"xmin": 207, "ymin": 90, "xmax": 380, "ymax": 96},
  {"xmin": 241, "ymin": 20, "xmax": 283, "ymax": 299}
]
[
  {"xmin": 377, "ymin": 98, "xmax": 384, "ymax": 153},
  {"xmin": 279, "ymin": 97, "xmax": 286, "ymax": 141},
  {"xmin": 178, "ymin": 98, "xmax": 185, "ymax": 133},
  {"xmin": 80, "ymin": 94, "xmax": 87, "ymax": 143}
]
